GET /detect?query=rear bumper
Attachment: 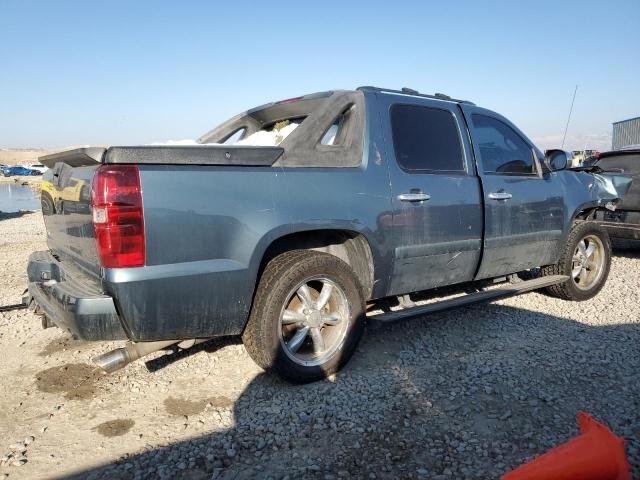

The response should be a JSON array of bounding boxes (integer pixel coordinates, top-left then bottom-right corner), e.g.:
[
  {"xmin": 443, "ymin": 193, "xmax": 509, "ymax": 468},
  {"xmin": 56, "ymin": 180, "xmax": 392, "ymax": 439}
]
[{"xmin": 26, "ymin": 251, "xmax": 128, "ymax": 340}]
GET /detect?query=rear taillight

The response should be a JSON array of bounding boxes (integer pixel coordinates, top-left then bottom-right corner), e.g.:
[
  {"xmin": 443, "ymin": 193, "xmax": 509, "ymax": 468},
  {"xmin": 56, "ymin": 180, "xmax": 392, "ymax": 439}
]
[{"xmin": 91, "ymin": 164, "xmax": 145, "ymax": 268}]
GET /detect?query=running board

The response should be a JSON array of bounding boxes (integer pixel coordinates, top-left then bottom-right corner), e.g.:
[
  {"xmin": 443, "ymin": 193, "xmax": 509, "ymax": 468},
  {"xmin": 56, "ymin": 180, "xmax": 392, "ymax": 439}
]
[{"xmin": 370, "ymin": 275, "xmax": 568, "ymax": 323}]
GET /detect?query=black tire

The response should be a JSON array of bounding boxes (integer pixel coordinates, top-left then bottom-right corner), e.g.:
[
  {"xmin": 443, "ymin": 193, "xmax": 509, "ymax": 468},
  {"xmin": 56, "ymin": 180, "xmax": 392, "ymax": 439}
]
[
  {"xmin": 41, "ymin": 193, "xmax": 55, "ymax": 216},
  {"xmin": 542, "ymin": 221, "xmax": 611, "ymax": 301},
  {"xmin": 242, "ymin": 250, "xmax": 366, "ymax": 383}
]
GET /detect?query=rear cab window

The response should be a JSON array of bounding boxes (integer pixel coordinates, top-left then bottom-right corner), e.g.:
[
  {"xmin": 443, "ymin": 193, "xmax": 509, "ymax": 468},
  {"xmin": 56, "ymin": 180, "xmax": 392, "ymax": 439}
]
[{"xmin": 390, "ymin": 104, "xmax": 465, "ymax": 173}]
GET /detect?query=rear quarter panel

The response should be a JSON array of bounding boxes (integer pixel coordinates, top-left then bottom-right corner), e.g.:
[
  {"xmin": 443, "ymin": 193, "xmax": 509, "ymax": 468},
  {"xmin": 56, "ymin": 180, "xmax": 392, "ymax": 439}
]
[
  {"xmin": 105, "ymin": 165, "xmax": 286, "ymax": 340},
  {"xmin": 107, "ymin": 142, "xmax": 392, "ymax": 341}
]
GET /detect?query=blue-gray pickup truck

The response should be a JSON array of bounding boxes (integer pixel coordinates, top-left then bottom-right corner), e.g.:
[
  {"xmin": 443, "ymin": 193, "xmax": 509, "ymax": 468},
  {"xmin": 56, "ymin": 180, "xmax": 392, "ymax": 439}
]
[{"xmin": 27, "ymin": 86, "xmax": 632, "ymax": 382}]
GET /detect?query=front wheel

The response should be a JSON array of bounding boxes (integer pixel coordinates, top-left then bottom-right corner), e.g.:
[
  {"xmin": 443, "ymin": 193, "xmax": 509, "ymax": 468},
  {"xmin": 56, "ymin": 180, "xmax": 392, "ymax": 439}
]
[
  {"xmin": 242, "ymin": 250, "xmax": 366, "ymax": 383},
  {"xmin": 542, "ymin": 221, "xmax": 611, "ymax": 301}
]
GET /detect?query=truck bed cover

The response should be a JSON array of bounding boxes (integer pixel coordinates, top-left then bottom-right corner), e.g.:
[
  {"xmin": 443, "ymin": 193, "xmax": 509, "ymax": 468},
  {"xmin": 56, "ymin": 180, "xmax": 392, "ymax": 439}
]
[{"xmin": 39, "ymin": 145, "xmax": 284, "ymax": 169}]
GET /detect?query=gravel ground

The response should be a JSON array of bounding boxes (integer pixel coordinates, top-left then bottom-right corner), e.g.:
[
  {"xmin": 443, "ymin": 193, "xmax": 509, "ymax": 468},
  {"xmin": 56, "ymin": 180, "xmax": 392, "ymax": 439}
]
[{"xmin": 0, "ymin": 212, "xmax": 639, "ymax": 479}]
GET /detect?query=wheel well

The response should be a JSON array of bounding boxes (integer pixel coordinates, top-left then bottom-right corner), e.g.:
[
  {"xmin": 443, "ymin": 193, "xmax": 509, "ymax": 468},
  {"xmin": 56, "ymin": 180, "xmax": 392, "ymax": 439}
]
[
  {"xmin": 573, "ymin": 208, "xmax": 598, "ymax": 222},
  {"xmin": 258, "ymin": 230, "xmax": 375, "ymax": 298}
]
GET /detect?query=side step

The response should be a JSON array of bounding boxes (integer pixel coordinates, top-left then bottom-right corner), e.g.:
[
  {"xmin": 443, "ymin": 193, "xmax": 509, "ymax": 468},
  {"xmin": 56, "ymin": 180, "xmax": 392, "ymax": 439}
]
[{"xmin": 370, "ymin": 275, "xmax": 568, "ymax": 323}]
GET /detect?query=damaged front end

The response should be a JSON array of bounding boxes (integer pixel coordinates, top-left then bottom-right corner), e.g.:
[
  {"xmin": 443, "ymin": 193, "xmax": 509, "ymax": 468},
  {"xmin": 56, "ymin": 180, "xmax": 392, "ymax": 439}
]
[
  {"xmin": 588, "ymin": 168, "xmax": 633, "ymax": 210},
  {"xmin": 572, "ymin": 166, "xmax": 636, "ymax": 239}
]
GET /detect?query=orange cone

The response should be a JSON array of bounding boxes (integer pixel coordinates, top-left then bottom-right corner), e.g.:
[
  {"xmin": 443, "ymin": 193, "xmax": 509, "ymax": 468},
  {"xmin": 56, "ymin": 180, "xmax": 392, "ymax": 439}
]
[{"xmin": 501, "ymin": 411, "xmax": 631, "ymax": 480}]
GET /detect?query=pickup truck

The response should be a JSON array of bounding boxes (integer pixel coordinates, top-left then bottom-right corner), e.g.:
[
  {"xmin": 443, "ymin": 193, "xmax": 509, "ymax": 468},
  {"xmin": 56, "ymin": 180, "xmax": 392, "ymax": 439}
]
[{"xmin": 26, "ymin": 86, "xmax": 632, "ymax": 383}]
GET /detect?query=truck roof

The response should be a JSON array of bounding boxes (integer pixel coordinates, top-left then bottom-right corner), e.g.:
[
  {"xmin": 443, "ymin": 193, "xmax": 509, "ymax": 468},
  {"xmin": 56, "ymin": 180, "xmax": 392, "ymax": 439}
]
[{"xmin": 357, "ymin": 86, "xmax": 475, "ymax": 105}]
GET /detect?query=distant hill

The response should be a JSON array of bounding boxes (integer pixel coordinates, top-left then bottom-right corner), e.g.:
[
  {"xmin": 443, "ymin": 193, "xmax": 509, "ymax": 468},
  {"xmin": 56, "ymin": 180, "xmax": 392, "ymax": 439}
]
[{"xmin": 0, "ymin": 148, "xmax": 54, "ymax": 166}]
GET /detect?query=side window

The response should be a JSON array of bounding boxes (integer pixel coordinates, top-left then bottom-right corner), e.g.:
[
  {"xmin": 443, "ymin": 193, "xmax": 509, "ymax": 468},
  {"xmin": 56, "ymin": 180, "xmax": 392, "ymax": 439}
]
[
  {"xmin": 472, "ymin": 114, "xmax": 536, "ymax": 175},
  {"xmin": 390, "ymin": 104, "xmax": 465, "ymax": 173}
]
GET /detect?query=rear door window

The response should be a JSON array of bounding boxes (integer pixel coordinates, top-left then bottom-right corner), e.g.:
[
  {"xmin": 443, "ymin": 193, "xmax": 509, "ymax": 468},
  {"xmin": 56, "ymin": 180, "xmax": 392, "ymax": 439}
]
[
  {"xmin": 390, "ymin": 104, "xmax": 465, "ymax": 173},
  {"xmin": 472, "ymin": 114, "xmax": 536, "ymax": 175}
]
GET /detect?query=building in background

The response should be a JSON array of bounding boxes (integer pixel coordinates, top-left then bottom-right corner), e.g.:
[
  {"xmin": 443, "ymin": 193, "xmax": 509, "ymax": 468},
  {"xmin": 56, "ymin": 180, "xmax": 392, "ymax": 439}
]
[{"xmin": 612, "ymin": 116, "xmax": 640, "ymax": 150}]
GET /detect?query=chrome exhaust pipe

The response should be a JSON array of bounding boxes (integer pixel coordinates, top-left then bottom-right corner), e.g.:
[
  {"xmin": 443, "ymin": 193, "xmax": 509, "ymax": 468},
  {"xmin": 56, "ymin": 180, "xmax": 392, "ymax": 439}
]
[
  {"xmin": 93, "ymin": 340, "xmax": 180, "ymax": 373},
  {"xmin": 93, "ymin": 338, "xmax": 211, "ymax": 373}
]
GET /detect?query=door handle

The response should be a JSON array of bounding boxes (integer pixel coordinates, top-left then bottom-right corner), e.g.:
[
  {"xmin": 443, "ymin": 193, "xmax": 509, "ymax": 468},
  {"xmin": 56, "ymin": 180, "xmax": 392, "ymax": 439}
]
[
  {"xmin": 398, "ymin": 193, "xmax": 431, "ymax": 202},
  {"xmin": 488, "ymin": 191, "xmax": 513, "ymax": 200}
]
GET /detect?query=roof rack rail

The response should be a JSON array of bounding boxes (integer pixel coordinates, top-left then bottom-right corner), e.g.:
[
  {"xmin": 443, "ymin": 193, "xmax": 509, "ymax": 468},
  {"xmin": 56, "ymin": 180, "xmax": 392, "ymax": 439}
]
[{"xmin": 357, "ymin": 86, "xmax": 475, "ymax": 105}]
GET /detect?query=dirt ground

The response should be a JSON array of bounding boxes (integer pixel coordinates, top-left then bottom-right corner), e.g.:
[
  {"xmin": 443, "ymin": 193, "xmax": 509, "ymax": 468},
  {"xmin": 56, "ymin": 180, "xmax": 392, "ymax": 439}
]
[
  {"xmin": 1, "ymin": 212, "xmax": 639, "ymax": 479},
  {"xmin": 0, "ymin": 176, "xmax": 41, "ymax": 186}
]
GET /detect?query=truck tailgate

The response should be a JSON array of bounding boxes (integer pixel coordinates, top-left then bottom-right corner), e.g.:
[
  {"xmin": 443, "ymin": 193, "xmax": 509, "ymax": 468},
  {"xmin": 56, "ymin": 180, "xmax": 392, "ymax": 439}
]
[{"xmin": 40, "ymin": 162, "xmax": 103, "ymax": 279}]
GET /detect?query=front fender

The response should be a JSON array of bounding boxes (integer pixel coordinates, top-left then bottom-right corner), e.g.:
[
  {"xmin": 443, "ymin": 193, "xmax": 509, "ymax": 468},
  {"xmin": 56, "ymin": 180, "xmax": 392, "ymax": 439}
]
[
  {"xmin": 569, "ymin": 171, "xmax": 633, "ymax": 223},
  {"xmin": 590, "ymin": 171, "xmax": 633, "ymax": 201}
]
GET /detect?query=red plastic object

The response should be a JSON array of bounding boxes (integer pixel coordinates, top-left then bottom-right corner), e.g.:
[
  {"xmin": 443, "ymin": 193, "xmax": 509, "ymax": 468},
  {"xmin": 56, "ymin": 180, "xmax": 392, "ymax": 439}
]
[
  {"xmin": 501, "ymin": 412, "xmax": 631, "ymax": 480},
  {"xmin": 91, "ymin": 164, "xmax": 145, "ymax": 268}
]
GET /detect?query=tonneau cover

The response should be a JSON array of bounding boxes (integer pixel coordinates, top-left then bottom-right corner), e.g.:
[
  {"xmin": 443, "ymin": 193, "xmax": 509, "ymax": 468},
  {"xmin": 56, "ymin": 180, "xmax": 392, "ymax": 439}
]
[
  {"xmin": 104, "ymin": 145, "xmax": 283, "ymax": 166},
  {"xmin": 39, "ymin": 147, "xmax": 106, "ymax": 169},
  {"xmin": 39, "ymin": 145, "xmax": 284, "ymax": 169}
]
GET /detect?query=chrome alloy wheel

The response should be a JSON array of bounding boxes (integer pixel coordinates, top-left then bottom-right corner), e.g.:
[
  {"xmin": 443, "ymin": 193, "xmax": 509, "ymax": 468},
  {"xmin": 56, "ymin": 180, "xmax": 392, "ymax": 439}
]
[
  {"xmin": 278, "ymin": 277, "xmax": 350, "ymax": 367},
  {"xmin": 571, "ymin": 234, "xmax": 605, "ymax": 290}
]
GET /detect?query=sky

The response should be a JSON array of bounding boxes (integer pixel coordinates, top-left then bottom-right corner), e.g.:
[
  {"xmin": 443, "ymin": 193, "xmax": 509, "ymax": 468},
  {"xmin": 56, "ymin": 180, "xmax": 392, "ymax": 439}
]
[{"xmin": 1, "ymin": 0, "xmax": 638, "ymax": 152}]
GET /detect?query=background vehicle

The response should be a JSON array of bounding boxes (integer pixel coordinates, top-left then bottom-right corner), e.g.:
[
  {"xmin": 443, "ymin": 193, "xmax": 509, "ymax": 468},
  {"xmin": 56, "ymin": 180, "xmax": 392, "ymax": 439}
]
[
  {"xmin": 571, "ymin": 149, "xmax": 600, "ymax": 167},
  {"xmin": 26, "ymin": 164, "xmax": 48, "ymax": 174},
  {"xmin": 1, "ymin": 165, "xmax": 37, "ymax": 176},
  {"xmin": 592, "ymin": 149, "xmax": 640, "ymax": 240},
  {"xmin": 25, "ymin": 87, "xmax": 632, "ymax": 383},
  {"xmin": 40, "ymin": 175, "xmax": 90, "ymax": 216}
]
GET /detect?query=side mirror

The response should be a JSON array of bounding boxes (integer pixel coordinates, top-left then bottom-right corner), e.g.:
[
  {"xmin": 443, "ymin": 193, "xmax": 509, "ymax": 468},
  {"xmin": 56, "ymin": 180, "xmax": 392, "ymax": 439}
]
[{"xmin": 545, "ymin": 149, "xmax": 568, "ymax": 171}]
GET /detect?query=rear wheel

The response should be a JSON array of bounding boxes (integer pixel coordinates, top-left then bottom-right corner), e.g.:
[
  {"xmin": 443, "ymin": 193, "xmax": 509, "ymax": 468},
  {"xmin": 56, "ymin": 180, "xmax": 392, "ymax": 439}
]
[
  {"xmin": 542, "ymin": 221, "xmax": 611, "ymax": 300},
  {"xmin": 41, "ymin": 193, "xmax": 55, "ymax": 216},
  {"xmin": 242, "ymin": 250, "xmax": 365, "ymax": 383}
]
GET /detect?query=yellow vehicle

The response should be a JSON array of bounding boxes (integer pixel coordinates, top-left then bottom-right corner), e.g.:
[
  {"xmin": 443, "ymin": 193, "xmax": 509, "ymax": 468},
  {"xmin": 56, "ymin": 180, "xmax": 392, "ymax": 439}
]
[{"xmin": 40, "ymin": 172, "xmax": 90, "ymax": 216}]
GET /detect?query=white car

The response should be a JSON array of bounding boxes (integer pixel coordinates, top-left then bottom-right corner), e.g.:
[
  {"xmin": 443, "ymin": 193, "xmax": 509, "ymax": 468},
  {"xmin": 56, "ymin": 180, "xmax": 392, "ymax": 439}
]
[{"xmin": 25, "ymin": 164, "xmax": 48, "ymax": 174}]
